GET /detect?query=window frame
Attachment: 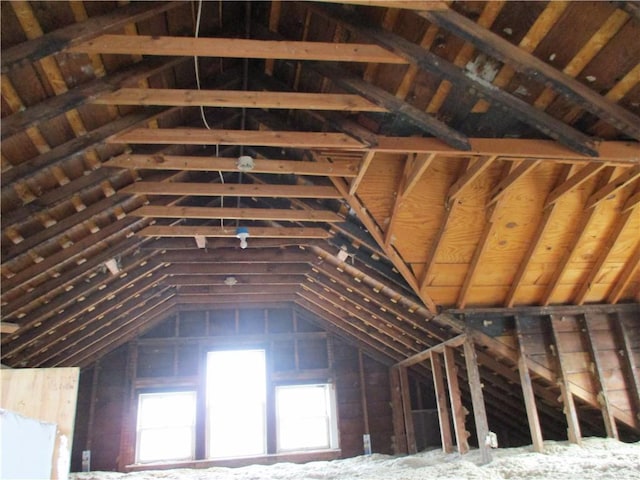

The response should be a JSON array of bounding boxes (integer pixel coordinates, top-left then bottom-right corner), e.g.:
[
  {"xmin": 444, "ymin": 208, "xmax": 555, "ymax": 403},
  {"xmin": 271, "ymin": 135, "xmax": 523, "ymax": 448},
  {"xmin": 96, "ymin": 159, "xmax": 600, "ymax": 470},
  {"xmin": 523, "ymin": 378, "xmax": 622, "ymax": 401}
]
[
  {"xmin": 275, "ymin": 383, "xmax": 340, "ymax": 453},
  {"xmin": 135, "ymin": 390, "xmax": 197, "ymax": 464}
]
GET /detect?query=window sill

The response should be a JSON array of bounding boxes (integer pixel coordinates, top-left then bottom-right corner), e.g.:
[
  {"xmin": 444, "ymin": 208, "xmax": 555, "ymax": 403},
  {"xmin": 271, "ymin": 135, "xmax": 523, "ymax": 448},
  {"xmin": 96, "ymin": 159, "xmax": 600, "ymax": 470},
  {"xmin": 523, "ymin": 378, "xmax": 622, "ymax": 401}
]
[{"xmin": 125, "ymin": 449, "xmax": 342, "ymax": 472}]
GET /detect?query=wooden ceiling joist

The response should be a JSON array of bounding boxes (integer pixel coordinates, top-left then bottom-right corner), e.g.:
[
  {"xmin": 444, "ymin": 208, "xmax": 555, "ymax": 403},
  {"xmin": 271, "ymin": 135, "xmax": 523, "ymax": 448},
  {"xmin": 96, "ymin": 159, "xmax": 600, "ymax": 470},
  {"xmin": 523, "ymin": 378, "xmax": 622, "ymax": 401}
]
[
  {"xmin": 163, "ymin": 263, "xmax": 311, "ymax": 276},
  {"xmin": 69, "ymin": 35, "xmax": 409, "ymax": 64},
  {"xmin": 122, "ymin": 182, "xmax": 342, "ymax": 199},
  {"xmin": 109, "ymin": 128, "xmax": 366, "ymax": 149},
  {"xmin": 131, "ymin": 206, "xmax": 343, "ymax": 223},
  {"xmin": 138, "ymin": 225, "xmax": 331, "ymax": 239},
  {"xmin": 104, "ymin": 153, "xmax": 359, "ymax": 177},
  {"xmin": 168, "ymin": 275, "xmax": 305, "ymax": 287},
  {"xmin": 419, "ymin": 9, "xmax": 640, "ymax": 142},
  {"xmin": 157, "ymin": 248, "xmax": 313, "ymax": 264},
  {"xmin": 312, "ymin": 0, "xmax": 449, "ymax": 10},
  {"xmin": 0, "ymin": 323, "xmax": 19, "ymax": 334},
  {"xmin": 95, "ymin": 88, "xmax": 387, "ymax": 112}
]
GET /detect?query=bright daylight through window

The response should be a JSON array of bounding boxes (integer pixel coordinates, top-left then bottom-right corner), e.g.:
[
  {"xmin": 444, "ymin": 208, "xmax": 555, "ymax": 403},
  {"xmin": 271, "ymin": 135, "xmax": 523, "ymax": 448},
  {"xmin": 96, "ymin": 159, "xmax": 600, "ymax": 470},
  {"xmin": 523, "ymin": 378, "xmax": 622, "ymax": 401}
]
[
  {"xmin": 206, "ymin": 349, "xmax": 267, "ymax": 458},
  {"xmin": 136, "ymin": 391, "xmax": 196, "ymax": 463},
  {"xmin": 276, "ymin": 384, "xmax": 339, "ymax": 452}
]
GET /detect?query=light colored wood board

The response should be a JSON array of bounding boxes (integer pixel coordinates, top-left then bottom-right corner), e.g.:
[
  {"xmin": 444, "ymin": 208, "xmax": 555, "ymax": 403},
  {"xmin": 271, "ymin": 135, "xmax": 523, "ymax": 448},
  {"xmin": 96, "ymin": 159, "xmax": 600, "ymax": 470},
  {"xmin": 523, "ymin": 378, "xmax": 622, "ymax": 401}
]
[
  {"xmin": 463, "ymin": 285, "xmax": 511, "ymax": 307},
  {"xmin": 605, "ymin": 389, "xmax": 632, "ymax": 412},
  {"xmin": 527, "ymin": 353, "xmax": 553, "ymax": 371},
  {"xmin": 356, "ymin": 152, "xmax": 405, "ymax": 230},
  {"xmin": 592, "ymin": 349, "xmax": 628, "ymax": 371},
  {"xmin": 1, "ymin": 368, "xmax": 80, "ymax": 480},
  {"xmin": 560, "ymin": 351, "xmax": 598, "ymax": 374},
  {"xmin": 421, "ymin": 285, "xmax": 460, "ymax": 306},
  {"xmin": 601, "ymin": 370, "xmax": 633, "ymax": 391},
  {"xmin": 588, "ymin": 330, "xmax": 618, "ymax": 350},
  {"xmin": 551, "ymin": 316, "xmax": 583, "ymax": 333},
  {"xmin": 391, "ymin": 158, "xmax": 461, "ymax": 263},
  {"xmin": 566, "ymin": 371, "xmax": 597, "ymax": 394},
  {"xmin": 520, "ymin": 335, "xmax": 550, "ymax": 356},
  {"xmin": 491, "ymin": 334, "xmax": 517, "ymax": 350},
  {"xmin": 423, "ymin": 263, "xmax": 469, "ymax": 287}
]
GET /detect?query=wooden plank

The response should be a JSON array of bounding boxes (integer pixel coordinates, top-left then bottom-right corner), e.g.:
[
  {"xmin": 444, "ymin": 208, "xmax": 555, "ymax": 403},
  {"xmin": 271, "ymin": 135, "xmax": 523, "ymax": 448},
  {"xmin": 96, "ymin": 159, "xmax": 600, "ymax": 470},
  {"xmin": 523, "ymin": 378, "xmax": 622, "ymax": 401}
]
[
  {"xmin": 443, "ymin": 346, "xmax": 469, "ymax": 454},
  {"xmin": 1, "ymin": 2, "xmax": 183, "ymax": 72},
  {"xmin": 371, "ymin": 138, "xmax": 639, "ymax": 165},
  {"xmin": 316, "ymin": 6, "xmax": 600, "ymax": 156},
  {"xmin": 607, "ymin": 242, "xmax": 640, "ymax": 304},
  {"xmin": 582, "ymin": 313, "xmax": 619, "ymax": 439},
  {"xmin": 462, "ymin": 337, "xmax": 491, "ymax": 464},
  {"xmin": 419, "ymin": 9, "xmax": 640, "ymax": 141},
  {"xmin": 574, "ymin": 208, "xmax": 636, "ymax": 304},
  {"xmin": 505, "ymin": 165, "xmax": 572, "ymax": 307},
  {"xmin": 585, "ymin": 166, "xmax": 640, "ymax": 209},
  {"xmin": 488, "ymin": 159, "xmax": 540, "ymax": 206},
  {"xmin": 0, "ymin": 368, "xmax": 80, "ymax": 480},
  {"xmin": 169, "ymin": 275, "xmax": 305, "ymax": 286},
  {"xmin": 0, "ymin": 322, "xmax": 19, "ymax": 334},
  {"xmin": 310, "ymin": 62, "xmax": 470, "ymax": 151},
  {"xmin": 549, "ymin": 315, "xmax": 582, "ymax": 444},
  {"xmin": 389, "ymin": 367, "xmax": 408, "ymax": 454},
  {"xmin": 430, "ymin": 352, "xmax": 454, "ymax": 453},
  {"xmin": 104, "ymin": 153, "xmax": 359, "ymax": 177},
  {"xmin": 349, "ymin": 151, "xmax": 376, "ymax": 195},
  {"xmin": 514, "ymin": 316, "xmax": 544, "ymax": 452},
  {"xmin": 70, "ymin": 35, "xmax": 409, "ymax": 64},
  {"xmin": 358, "ymin": 350, "xmax": 371, "ymax": 435},
  {"xmin": 109, "ymin": 128, "xmax": 365, "ymax": 149},
  {"xmin": 446, "ymin": 156, "xmax": 495, "ymax": 205},
  {"xmin": 398, "ymin": 366, "xmax": 417, "ymax": 454},
  {"xmin": 121, "ymin": 182, "xmax": 342, "ymax": 198},
  {"xmin": 612, "ymin": 313, "xmax": 640, "ymax": 424},
  {"xmin": 138, "ymin": 225, "xmax": 331, "ymax": 239},
  {"xmin": 131, "ymin": 206, "xmax": 342, "ymax": 222},
  {"xmin": 401, "ymin": 153, "xmax": 437, "ymax": 201},
  {"xmin": 545, "ymin": 163, "xmax": 608, "ymax": 208},
  {"xmin": 95, "ymin": 88, "xmax": 386, "ymax": 111},
  {"xmin": 1, "ymin": 57, "xmax": 185, "ymax": 140},
  {"xmin": 312, "ymin": 0, "xmax": 449, "ymax": 9}
]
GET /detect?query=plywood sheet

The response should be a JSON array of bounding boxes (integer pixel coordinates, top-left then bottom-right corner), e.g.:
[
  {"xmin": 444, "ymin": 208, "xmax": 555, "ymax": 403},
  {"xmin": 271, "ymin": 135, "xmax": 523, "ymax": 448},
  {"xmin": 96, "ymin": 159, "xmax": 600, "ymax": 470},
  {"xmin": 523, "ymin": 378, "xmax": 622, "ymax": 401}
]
[{"xmin": 1, "ymin": 367, "xmax": 80, "ymax": 480}]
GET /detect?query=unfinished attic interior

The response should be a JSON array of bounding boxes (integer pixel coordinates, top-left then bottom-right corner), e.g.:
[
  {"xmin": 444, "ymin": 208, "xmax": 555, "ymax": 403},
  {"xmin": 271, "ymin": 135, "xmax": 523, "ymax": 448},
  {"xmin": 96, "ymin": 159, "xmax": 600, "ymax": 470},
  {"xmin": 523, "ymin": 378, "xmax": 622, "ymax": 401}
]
[{"xmin": 0, "ymin": 0, "xmax": 639, "ymax": 476}]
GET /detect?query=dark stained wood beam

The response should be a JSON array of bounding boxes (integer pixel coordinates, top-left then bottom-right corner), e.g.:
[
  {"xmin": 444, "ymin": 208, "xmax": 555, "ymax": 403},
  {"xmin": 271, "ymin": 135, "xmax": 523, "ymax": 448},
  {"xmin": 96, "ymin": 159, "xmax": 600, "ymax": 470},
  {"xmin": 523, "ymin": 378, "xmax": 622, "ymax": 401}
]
[
  {"xmin": 419, "ymin": 9, "xmax": 640, "ymax": 141},
  {"xmin": 69, "ymin": 35, "xmax": 409, "ymax": 64},
  {"xmin": 611, "ymin": 312, "xmax": 640, "ymax": 425},
  {"xmin": 312, "ymin": 0, "xmax": 449, "ymax": 9},
  {"xmin": 171, "ymin": 275, "xmax": 304, "ymax": 287},
  {"xmin": 2, "ymin": 217, "xmax": 149, "ymax": 295},
  {"xmin": 157, "ymin": 248, "xmax": 313, "ymax": 264},
  {"xmin": 176, "ymin": 294, "xmax": 296, "ymax": 304},
  {"xmin": 312, "ymin": 4, "xmax": 600, "ymax": 157},
  {"xmin": 1, "ymin": 57, "xmax": 186, "ymax": 140},
  {"xmin": 1, "ymin": 108, "xmax": 167, "ymax": 188},
  {"xmin": 164, "ymin": 264, "xmax": 310, "ymax": 276},
  {"xmin": 309, "ymin": 62, "xmax": 470, "ymax": 150},
  {"xmin": 103, "ymin": 153, "xmax": 359, "ymax": 177},
  {"xmin": 1, "ymin": 1, "xmax": 183, "ymax": 72}
]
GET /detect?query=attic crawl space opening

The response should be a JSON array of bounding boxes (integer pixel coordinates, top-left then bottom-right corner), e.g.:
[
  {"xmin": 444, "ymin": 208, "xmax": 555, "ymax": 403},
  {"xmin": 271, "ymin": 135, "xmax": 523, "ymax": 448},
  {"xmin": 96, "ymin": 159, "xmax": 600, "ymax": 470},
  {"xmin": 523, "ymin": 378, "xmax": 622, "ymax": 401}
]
[{"xmin": 0, "ymin": 0, "xmax": 639, "ymax": 476}]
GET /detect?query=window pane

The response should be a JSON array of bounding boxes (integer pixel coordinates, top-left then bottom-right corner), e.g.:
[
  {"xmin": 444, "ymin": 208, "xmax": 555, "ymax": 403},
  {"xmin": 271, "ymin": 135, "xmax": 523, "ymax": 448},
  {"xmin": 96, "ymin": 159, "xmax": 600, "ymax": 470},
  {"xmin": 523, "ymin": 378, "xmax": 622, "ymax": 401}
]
[
  {"xmin": 136, "ymin": 392, "xmax": 196, "ymax": 463},
  {"xmin": 207, "ymin": 349, "xmax": 267, "ymax": 458},
  {"xmin": 276, "ymin": 384, "xmax": 338, "ymax": 452}
]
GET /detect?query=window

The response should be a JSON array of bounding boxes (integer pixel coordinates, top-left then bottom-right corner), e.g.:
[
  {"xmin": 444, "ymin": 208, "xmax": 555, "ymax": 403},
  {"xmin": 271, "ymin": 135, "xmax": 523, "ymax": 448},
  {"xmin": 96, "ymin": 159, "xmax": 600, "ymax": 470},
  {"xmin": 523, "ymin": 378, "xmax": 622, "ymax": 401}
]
[
  {"xmin": 135, "ymin": 391, "xmax": 196, "ymax": 463},
  {"xmin": 276, "ymin": 384, "xmax": 339, "ymax": 452},
  {"xmin": 206, "ymin": 349, "xmax": 267, "ymax": 458}
]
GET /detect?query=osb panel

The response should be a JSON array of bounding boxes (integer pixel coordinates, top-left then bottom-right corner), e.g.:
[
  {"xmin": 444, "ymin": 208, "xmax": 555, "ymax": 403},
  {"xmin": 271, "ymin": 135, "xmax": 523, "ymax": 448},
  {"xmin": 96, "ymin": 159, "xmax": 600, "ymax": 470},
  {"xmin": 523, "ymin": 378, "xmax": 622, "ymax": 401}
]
[
  {"xmin": 391, "ymin": 157, "xmax": 461, "ymax": 264},
  {"xmin": 355, "ymin": 152, "xmax": 405, "ymax": 232}
]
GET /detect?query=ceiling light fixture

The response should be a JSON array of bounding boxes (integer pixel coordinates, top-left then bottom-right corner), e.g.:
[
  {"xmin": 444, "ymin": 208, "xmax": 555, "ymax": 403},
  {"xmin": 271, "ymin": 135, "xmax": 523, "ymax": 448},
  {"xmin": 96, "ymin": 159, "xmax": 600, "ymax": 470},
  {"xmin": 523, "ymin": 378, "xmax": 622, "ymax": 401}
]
[
  {"xmin": 237, "ymin": 155, "xmax": 254, "ymax": 172},
  {"xmin": 236, "ymin": 226, "xmax": 249, "ymax": 249}
]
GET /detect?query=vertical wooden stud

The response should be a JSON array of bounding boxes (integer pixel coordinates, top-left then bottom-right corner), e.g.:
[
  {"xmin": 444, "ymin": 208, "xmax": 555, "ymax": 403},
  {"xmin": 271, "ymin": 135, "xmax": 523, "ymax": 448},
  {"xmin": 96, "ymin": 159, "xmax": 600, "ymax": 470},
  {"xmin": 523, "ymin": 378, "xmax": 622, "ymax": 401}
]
[
  {"xmin": 443, "ymin": 346, "xmax": 469, "ymax": 453},
  {"xmin": 358, "ymin": 350, "xmax": 370, "ymax": 436},
  {"xmin": 463, "ymin": 337, "xmax": 491, "ymax": 464},
  {"xmin": 549, "ymin": 315, "xmax": 582, "ymax": 444},
  {"xmin": 582, "ymin": 313, "xmax": 618, "ymax": 439},
  {"xmin": 514, "ymin": 315, "xmax": 544, "ymax": 452},
  {"xmin": 399, "ymin": 366, "xmax": 417, "ymax": 454},
  {"xmin": 612, "ymin": 312, "xmax": 640, "ymax": 425},
  {"xmin": 431, "ymin": 351, "xmax": 454, "ymax": 453},
  {"xmin": 390, "ymin": 366, "xmax": 408, "ymax": 454}
]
